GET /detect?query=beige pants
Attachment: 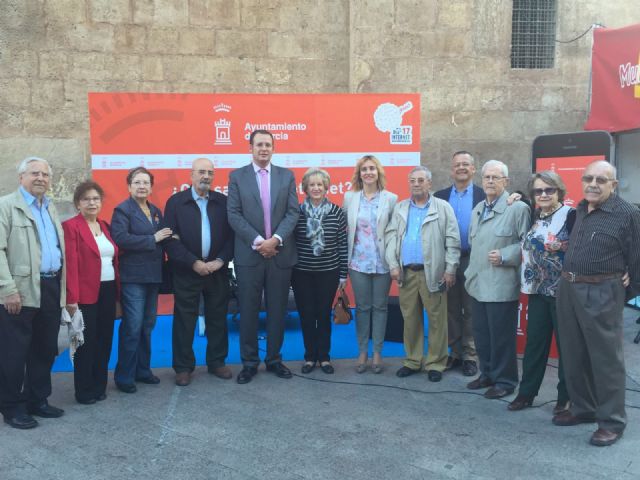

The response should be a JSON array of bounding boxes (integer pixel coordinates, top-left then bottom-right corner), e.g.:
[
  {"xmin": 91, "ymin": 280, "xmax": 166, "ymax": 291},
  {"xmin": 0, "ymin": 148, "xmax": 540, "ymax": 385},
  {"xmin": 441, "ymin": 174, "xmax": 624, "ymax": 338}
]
[{"xmin": 399, "ymin": 269, "xmax": 448, "ymax": 371}]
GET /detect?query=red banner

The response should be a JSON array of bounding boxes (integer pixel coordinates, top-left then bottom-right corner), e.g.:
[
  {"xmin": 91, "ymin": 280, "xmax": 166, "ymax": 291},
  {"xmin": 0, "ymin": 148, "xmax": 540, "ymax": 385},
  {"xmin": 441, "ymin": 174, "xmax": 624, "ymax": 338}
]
[
  {"xmin": 585, "ymin": 24, "xmax": 640, "ymax": 132},
  {"xmin": 89, "ymin": 93, "xmax": 421, "ymax": 314}
]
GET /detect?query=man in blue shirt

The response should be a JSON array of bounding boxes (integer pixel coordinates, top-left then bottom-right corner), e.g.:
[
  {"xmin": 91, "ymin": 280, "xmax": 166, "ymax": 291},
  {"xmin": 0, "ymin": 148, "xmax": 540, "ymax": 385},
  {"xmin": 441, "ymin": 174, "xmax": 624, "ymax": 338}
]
[
  {"xmin": 385, "ymin": 166, "xmax": 461, "ymax": 382},
  {"xmin": 434, "ymin": 151, "xmax": 485, "ymax": 377},
  {"xmin": 0, "ymin": 157, "xmax": 66, "ymax": 429}
]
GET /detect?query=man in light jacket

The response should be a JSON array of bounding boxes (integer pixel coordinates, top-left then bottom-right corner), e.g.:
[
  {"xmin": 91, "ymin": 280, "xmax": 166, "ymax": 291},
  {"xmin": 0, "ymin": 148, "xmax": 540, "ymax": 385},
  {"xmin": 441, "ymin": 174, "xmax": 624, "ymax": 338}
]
[
  {"xmin": 464, "ymin": 160, "xmax": 530, "ymax": 399},
  {"xmin": 0, "ymin": 157, "xmax": 66, "ymax": 429},
  {"xmin": 385, "ymin": 165, "xmax": 461, "ymax": 382}
]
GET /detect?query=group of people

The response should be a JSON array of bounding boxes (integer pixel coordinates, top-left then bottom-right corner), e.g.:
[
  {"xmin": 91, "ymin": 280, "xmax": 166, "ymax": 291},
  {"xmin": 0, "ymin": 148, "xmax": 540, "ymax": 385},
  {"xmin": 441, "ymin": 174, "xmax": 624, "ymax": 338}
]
[{"xmin": 0, "ymin": 131, "xmax": 638, "ymax": 448}]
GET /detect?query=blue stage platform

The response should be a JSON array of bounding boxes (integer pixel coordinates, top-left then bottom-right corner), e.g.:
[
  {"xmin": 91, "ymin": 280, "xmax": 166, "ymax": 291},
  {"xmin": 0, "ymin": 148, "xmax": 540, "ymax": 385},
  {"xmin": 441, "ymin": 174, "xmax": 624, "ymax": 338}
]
[{"xmin": 52, "ymin": 311, "xmax": 408, "ymax": 372}]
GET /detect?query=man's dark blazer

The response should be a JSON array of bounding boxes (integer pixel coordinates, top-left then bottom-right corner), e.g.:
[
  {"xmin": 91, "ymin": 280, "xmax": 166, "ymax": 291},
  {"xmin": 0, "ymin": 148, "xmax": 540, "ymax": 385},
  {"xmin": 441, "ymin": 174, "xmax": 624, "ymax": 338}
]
[
  {"xmin": 434, "ymin": 184, "xmax": 486, "ymax": 209},
  {"xmin": 162, "ymin": 188, "xmax": 234, "ymax": 272},
  {"xmin": 111, "ymin": 197, "xmax": 164, "ymax": 284},
  {"xmin": 227, "ymin": 164, "xmax": 299, "ymax": 268}
]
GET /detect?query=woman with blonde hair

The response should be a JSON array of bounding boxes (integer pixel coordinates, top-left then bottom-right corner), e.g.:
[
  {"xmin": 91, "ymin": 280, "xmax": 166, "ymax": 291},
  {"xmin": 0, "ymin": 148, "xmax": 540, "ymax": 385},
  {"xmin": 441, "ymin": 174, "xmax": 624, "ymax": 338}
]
[{"xmin": 343, "ymin": 155, "xmax": 397, "ymax": 373}]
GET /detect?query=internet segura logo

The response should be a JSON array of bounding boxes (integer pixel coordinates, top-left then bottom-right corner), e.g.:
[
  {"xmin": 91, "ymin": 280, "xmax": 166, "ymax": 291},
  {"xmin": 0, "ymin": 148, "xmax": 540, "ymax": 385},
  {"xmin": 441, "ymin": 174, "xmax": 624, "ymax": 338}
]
[
  {"xmin": 373, "ymin": 101, "xmax": 413, "ymax": 145},
  {"xmin": 214, "ymin": 103, "xmax": 232, "ymax": 145}
]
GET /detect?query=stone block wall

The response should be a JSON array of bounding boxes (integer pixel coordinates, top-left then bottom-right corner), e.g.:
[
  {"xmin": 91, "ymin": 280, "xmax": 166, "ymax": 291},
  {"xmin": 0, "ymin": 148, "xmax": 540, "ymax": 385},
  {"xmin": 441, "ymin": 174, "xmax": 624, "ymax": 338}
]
[{"xmin": 1, "ymin": 0, "xmax": 639, "ymax": 205}]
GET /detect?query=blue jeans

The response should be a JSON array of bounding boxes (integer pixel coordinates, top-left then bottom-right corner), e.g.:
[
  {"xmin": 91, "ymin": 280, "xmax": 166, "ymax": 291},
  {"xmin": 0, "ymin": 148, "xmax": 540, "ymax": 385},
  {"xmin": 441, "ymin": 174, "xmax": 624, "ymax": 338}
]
[{"xmin": 114, "ymin": 283, "xmax": 160, "ymax": 385}]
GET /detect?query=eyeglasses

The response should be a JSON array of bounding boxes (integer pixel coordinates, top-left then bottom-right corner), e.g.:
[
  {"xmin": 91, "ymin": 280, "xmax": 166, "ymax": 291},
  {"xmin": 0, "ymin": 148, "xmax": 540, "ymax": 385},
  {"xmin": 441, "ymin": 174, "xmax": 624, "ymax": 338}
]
[
  {"xmin": 132, "ymin": 180, "xmax": 151, "ymax": 186},
  {"xmin": 409, "ymin": 178, "xmax": 428, "ymax": 184},
  {"xmin": 80, "ymin": 196, "xmax": 101, "ymax": 204},
  {"xmin": 533, "ymin": 187, "xmax": 558, "ymax": 197},
  {"xmin": 482, "ymin": 175, "xmax": 505, "ymax": 182},
  {"xmin": 581, "ymin": 175, "xmax": 614, "ymax": 185},
  {"xmin": 27, "ymin": 171, "xmax": 50, "ymax": 179}
]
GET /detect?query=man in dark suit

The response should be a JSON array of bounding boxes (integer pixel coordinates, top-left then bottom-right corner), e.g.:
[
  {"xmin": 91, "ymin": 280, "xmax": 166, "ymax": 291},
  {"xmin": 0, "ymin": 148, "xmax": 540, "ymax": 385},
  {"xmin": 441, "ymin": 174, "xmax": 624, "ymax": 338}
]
[
  {"xmin": 163, "ymin": 158, "xmax": 234, "ymax": 387},
  {"xmin": 227, "ymin": 130, "xmax": 300, "ymax": 384},
  {"xmin": 434, "ymin": 151, "xmax": 485, "ymax": 377}
]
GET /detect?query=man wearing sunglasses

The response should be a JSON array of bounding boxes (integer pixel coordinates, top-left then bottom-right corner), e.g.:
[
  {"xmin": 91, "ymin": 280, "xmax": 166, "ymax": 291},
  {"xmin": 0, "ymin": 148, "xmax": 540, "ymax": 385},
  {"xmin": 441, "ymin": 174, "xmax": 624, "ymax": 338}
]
[{"xmin": 554, "ymin": 160, "xmax": 640, "ymax": 446}]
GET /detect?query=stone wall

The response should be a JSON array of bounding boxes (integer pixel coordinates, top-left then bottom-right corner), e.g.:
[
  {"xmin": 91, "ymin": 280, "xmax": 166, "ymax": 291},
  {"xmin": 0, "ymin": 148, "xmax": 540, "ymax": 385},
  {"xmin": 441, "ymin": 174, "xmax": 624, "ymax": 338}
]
[{"xmin": 1, "ymin": 0, "xmax": 639, "ymax": 206}]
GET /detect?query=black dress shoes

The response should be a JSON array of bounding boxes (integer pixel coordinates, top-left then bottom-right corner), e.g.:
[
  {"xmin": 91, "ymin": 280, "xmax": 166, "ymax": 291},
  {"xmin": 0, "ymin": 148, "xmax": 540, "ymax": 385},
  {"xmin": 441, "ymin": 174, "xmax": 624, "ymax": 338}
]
[
  {"xmin": 462, "ymin": 360, "xmax": 478, "ymax": 377},
  {"xmin": 301, "ymin": 362, "xmax": 316, "ymax": 374},
  {"xmin": 508, "ymin": 395, "xmax": 534, "ymax": 411},
  {"xmin": 237, "ymin": 366, "xmax": 258, "ymax": 384},
  {"xmin": 396, "ymin": 366, "xmax": 419, "ymax": 378},
  {"xmin": 320, "ymin": 362, "xmax": 334, "ymax": 374},
  {"xmin": 484, "ymin": 386, "xmax": 514, "ymax": 399},
  {"xmin": 136, "ymin": 375, "xmax": 161, "ymax": 384},
  {"xmin": 266, "ymin": 362, "xmax": 293, "ymax": 379},
  {"xmin": 76, "ymin": 396, "xmax": 97, "ymax": 405},
  {"xmin": 466, "ymin": 376, "xmax": 494, "ymax": 390},
  {"xmin": 4, "ymin": 413, "xmax": 38, "ymax": 430},
  {"xmin": 427, "ymin": 370, "xmax": 442, "ymax": 382},
  {"xmin": 27, "ymin": 403, "xmax": 65, "ymax": 418},
  {"xmin": 116, "ymin": 382, "xmax": 137, "ymax": 394}
]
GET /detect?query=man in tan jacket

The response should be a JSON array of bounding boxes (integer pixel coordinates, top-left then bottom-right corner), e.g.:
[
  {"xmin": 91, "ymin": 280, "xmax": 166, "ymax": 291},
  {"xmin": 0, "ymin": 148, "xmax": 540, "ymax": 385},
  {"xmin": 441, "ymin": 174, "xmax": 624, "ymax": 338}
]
[
  {"xmin": 385, "ymin": 166, "xmax": 461, "ymax": 382},
  {"xmin": 0, "ymin": 157, "xmax": 66, "ymax": 430}
]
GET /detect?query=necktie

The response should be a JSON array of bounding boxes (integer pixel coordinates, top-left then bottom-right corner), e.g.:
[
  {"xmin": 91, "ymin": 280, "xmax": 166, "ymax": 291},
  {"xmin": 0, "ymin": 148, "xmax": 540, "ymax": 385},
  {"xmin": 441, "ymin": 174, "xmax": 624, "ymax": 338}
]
[{"xmin": 259, "ymin": 169, "xmax": 271, "ymax": 238}]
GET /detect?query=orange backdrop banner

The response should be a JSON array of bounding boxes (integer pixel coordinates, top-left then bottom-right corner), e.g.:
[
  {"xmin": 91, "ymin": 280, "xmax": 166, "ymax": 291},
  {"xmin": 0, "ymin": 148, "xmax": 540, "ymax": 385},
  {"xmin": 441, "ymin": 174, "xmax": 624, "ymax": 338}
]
[{"xmin": 89, "ymin": 93, "xmax": 421, "ymax": 314}]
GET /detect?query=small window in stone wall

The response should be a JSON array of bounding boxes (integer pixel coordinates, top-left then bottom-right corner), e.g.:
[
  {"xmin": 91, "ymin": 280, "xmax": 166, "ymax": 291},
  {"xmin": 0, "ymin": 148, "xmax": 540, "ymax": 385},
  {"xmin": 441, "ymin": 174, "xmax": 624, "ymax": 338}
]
[{"xmin": 511, "ymin": 0, "xmax": 557, "ymax": 69}]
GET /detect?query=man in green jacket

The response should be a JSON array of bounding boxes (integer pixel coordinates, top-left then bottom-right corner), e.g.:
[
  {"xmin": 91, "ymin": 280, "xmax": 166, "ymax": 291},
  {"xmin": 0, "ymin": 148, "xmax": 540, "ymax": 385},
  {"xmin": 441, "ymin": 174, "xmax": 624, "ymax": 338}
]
[{"xmin": 0, "ymin": 157, "xmax": 66, "ymax": 430}]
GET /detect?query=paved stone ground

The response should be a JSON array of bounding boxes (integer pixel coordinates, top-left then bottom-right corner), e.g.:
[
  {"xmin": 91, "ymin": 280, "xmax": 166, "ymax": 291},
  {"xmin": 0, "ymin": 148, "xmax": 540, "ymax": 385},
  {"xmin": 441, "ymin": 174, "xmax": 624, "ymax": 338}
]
[{"xmin": 2, "ymin": 308, "xmax": 640, "ymax": 480}]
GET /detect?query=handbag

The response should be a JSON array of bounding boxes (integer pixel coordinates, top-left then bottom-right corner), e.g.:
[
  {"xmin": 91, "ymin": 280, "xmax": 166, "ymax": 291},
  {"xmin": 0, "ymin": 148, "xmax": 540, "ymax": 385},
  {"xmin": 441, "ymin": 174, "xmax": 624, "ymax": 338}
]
[{"xmin": 332, "ymin": 287, "xmax": 353, "ymax": 324}]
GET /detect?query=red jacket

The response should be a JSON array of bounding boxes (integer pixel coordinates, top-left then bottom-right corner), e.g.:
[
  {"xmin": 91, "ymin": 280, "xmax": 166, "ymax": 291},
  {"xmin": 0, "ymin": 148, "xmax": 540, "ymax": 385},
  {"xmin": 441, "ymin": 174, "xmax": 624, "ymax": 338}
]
[{"xmin": 63, "ymin": 214, "xmax": 120, "ymax": 305}]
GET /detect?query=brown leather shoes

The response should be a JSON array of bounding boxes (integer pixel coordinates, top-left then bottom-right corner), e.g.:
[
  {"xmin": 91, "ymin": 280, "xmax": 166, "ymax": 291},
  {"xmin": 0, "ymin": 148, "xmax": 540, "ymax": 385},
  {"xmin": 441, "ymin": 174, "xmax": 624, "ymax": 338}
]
[
  {"xmin": 175, "ymin": 371, "xmax": 191, "ymax": 387},
  {"xmin": 208, "ymin": 365, "xmax": 232, "ymax": 380},
  {"xmin": 484, "ymin": 386, "xmax": 514, "ymax": 399},
  {"xmin": 590, "ymin": 428, "xmax": 623, "ymax": 446},
  {"xmin": 552, "ymin": 410, "xmax": 596, "ymax": 426},
  {"xmin": 466, "ymin": 376, "xmax": 494, "ymax": 390},
  {"xmin": 552, "ymin": 400, "xmax": 571, "ymax": 415},
  {"xmin": 507, "ymin": 395, "xmax": 534, "ymax": 411}
]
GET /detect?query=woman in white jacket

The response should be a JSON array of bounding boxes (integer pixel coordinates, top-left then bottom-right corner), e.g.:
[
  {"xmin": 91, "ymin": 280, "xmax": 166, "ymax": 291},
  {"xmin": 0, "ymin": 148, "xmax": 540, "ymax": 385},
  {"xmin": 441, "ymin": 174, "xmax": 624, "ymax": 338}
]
[{"xmin": 343, "ymin": 155, "xmax": 397, "ymax": 373}]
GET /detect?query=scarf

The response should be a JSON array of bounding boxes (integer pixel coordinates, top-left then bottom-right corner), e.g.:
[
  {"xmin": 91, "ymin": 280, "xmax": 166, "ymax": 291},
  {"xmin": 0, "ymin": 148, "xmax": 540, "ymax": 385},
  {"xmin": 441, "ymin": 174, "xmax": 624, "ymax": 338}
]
[{"xmin": 301, "ymin": 197, "xmax": 332, "ymax": 256}]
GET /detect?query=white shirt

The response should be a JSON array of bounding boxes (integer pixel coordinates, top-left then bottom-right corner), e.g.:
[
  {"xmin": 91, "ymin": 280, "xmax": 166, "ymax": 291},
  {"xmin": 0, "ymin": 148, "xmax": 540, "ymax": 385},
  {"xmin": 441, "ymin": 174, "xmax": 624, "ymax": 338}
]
[{"xmin": 94, "ymin": 233, "xmax": 115, "ymax": 282}]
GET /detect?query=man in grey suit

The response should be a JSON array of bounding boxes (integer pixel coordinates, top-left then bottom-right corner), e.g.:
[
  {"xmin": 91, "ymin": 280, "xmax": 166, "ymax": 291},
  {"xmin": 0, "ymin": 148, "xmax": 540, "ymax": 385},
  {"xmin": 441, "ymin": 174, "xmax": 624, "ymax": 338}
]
[{"xmin": 227, "ymin": 130, "xmax": 300, "ymax": 384}]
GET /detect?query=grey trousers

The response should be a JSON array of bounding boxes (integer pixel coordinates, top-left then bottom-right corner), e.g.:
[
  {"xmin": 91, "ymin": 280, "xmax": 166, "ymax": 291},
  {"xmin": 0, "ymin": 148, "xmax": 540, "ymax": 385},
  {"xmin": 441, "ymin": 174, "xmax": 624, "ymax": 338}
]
[
  {"xmin": 447, "ymin": 255, "xmax": 476, "ymax": 361},
  {"xmin": 349, "ymin": 269, "xmax": 391, "ymax": 354},
  {"xmin": 471, "ymin": 298, "xmax": 519, "ymax": 390},
  {"xmin": 556, "ymin": 277, "xmax": 626, "ymax": 433}
]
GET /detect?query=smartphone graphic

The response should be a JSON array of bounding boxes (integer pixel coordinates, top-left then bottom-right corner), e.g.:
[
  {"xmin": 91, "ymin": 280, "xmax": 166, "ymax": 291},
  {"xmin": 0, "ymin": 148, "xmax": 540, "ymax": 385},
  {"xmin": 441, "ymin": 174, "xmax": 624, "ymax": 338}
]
[{"xmin": 532, "ymin": 131, "xmax": 613, "ymax": 207}]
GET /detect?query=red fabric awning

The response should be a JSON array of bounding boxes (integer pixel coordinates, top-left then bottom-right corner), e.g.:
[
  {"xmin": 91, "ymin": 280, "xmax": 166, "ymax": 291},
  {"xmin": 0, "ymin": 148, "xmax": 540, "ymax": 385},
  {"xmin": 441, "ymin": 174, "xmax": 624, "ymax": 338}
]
[{"xmin": 585, "ymin": 24, "xmax": 640, "ymax": 132}]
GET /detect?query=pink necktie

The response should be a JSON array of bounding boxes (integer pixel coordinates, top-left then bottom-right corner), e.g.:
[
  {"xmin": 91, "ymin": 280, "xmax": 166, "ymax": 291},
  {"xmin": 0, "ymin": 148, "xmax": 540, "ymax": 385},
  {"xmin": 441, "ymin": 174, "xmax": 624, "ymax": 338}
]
[{"xmin": 259, "ymin": 169, "xmax": 271, "ymax": 238}]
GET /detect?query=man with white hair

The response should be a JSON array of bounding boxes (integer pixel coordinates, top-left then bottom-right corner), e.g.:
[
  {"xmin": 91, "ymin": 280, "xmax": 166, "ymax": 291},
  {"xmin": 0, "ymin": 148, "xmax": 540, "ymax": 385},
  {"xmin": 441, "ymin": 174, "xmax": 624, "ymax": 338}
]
[
  {"xmin": 464, "ymin": 160, "xmax": 530, "ymax": 399},
  {"xmin": 0, "ymin": 157, "xmax": 66, "ymax": 429},
  {"xmin": 386, "ymin": 165, "xmax": 461, "ymax": 382},
  {"xmin": 553, "ymin": 160, "xmax": 640, "ymax": 446}
]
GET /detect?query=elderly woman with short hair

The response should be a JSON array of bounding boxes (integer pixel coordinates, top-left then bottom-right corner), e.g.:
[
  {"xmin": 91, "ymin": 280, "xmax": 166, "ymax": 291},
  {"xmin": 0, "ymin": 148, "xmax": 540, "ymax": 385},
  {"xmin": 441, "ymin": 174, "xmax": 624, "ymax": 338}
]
[
  {"xmin": 508, "ymin": 170, "xmax": 574, "ymax": 414},
  {"xmin": 292, "ymin": 168, "xmax": 348, "ymax": 374},
  {"xmin": 464, "ymin": 160, "xmax": 530, "ymax": 400}
]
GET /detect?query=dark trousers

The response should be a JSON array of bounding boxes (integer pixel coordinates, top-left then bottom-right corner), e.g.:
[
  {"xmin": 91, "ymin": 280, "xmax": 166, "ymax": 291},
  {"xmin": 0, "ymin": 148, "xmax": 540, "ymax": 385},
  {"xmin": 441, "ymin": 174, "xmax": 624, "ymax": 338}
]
[
  {"xmin": 172, "ymin": 268, "xmax": 229, "ymax": 373},
  {"xmin": 518, "ymin": 294, "xmax": 568, "ymax": 402},
  {"xmin": 291, "ymin": 268, "xmax": 339, "ymax": 363},
  {"xmin": 556, "ymin": 277, "xmax": 626, "ymax": 433},
  {"xmin": 447, "ymin": 255, "xmax": 476, "ymax": 361},
  {"xmin": 0, "ymin": 276, "xmax": 61, "ymax": 417},
  {"xmin": 74, "ymin": 281, "xmax": 116, "ymax": 402},
  {"xmin": 471, "ymin": 298, "xmax": 519, "ymax": 389},
  {"xmin": 236, "ymin": 259, "xmax": 292, "ymax": 367}
]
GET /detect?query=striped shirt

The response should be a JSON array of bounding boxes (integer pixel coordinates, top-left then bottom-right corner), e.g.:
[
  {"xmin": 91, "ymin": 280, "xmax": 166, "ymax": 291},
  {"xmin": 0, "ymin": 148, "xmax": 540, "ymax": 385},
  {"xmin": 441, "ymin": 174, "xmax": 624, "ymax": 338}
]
[
  {"xmin": 563, "ymin": 194, "xmax": 640, "ymax": 291},
  {"xmin": 294, "ymin": 202, "xmax": 348, "ymax": 279}
]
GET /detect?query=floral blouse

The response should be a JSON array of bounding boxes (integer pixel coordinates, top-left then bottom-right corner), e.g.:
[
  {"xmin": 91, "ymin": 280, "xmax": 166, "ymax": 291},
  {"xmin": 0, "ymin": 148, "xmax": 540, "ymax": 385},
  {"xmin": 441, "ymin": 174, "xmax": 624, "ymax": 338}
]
[
  {"xmin": 521, "ymin": 204, "xmax": 573, "ymax": 297},
  {"xmin": 349, "ymin": 192, "xmax": 387, "ymax": 274}
]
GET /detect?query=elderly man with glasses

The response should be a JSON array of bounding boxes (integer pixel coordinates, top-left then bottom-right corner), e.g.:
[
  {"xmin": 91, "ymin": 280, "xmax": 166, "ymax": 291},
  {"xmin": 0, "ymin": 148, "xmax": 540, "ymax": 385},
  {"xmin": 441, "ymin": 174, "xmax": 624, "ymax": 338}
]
[
  {"xmin": 553, "ymin": 160, "xmax": 640, "ymax": 447},
  {"xmin": 464, "ymin": 160, "xmax": 530, "ymax": 400}
]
